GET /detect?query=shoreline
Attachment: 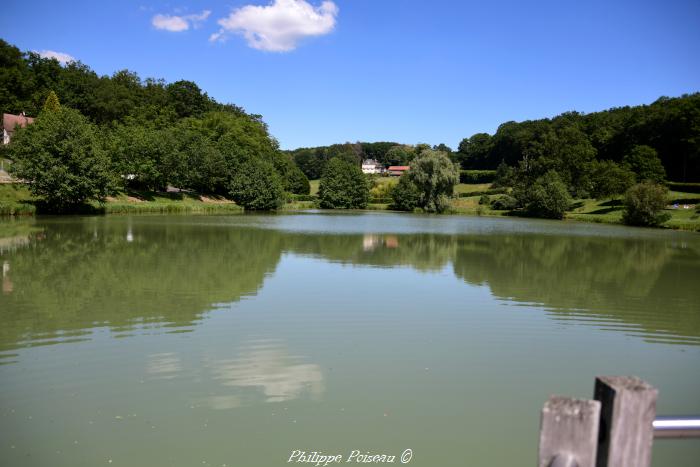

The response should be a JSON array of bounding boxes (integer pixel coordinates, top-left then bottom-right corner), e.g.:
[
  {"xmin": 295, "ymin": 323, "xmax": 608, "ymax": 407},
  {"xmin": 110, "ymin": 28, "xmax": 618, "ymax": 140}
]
[{"xmin": 1, "ymin": 185, "xmax": 698, "ymax": 232}]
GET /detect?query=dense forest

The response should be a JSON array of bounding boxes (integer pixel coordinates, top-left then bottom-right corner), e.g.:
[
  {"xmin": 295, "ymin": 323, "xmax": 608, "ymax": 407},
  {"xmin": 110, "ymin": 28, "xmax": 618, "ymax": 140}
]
[
  {"xmin": 0, "ymin": 39, "xmax": 309, "ymax": 210},
  {"xmin": 288, "ymin": 95, "xmax": 700, "ymax": 183}
]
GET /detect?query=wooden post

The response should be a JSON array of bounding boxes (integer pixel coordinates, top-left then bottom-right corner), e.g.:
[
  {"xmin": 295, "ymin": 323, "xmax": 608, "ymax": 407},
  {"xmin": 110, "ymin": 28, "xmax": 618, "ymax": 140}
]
[
  {"xmin": 594, "ymin": 376, "xmax": 658, "ymax": 467},
  {"xmin": 539, "ymin": 396, "xmax": 601, "ymax": 467}
]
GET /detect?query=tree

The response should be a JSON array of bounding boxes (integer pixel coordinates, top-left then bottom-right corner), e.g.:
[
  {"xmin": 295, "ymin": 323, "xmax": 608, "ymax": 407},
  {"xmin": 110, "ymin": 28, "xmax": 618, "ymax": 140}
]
[
  {"xmin": 406, "ymin": 149, "xmax": 459, "ymax": 213},
  {"xmin": 514, "ymin": 170, "xmax": 571, "ymax": 219},
  {"xmin": 589, "ymin": 160, "xmax": 636, "ymax": 199},
  {"xmin": 107, "ymin": 123, "xmax": 176, "ymax": 191},
  {"xmin": 269, "ymin": 152, "xmax": 310, "ymax": 195},
  {"xmin": 623, "ymin": 145, "xmax": 666, "ymax": 183},
  {"xmin": 293, "ymin": 148, "xmax": 326, "ymax": 180},
  {"xmin": 390, "ymin": 175, "xmax": 421, "ymax": 211},
  {"xmin": 228, "ymin": 159, "xmax": 284, "ymax": 210},
  {"xmin": 167, "ymin": 80, "xmax": 211, "ymax": 118},
  {"xmin": 457, "ymin": 133, "xmax": 493, "ymax": 169},
  {"xmin": 385, "ymin": 145, "xmax": 414, "ymax": 166},
  {"xmin": 493, "ymin": 160, "xmax": 516, "ymax": 187},
  {"xmin": 622, "ymin": 182, "xmax": 670, "ymax": 226},
  {"xmin": 318, "ymin": 158, "xmax": 369, "ymax": 209},
  {"xmin": 43, "ymin": 90, "xmax": 61, "ymax": 112},
  {"xmin": 7, "ymin": 107, "xmax": 115, "ymax": 211}
]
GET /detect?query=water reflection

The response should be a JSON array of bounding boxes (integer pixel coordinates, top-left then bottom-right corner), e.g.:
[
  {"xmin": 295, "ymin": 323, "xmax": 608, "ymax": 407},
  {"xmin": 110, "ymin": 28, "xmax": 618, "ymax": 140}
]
[
  {"xmin": 2, "ymin": 260, "xmax": 11, "ymax": 294},
  {"xmin": 146, "ymin": 352, "xmax": 183, "ymax": 380},
  {"xmin": 0, "ymin": 215, "xmax": 698, "ymax": 357},
  {"xmin": 206, "ymin": 339, "xmax": 324, "ymax": 406}
]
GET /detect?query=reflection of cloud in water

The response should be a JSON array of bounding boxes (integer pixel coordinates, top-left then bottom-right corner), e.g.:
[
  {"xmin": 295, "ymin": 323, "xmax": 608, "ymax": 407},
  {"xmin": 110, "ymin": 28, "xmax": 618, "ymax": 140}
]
[
  {"xmin": 208, "ymin": 340, "xmax": 323, "ymax": 406},
  {"xmin": 206, "ymin": 395, "xmax": 242, "ymax": 410},
  {"xmin": 146, "ymin": 352, "xmax": 182, "ymax": 380}
]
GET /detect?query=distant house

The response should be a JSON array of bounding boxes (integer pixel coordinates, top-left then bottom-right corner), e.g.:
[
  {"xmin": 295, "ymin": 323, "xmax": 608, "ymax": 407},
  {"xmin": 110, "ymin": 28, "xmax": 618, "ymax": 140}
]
[
  {"xmin": 387, "ymin": 166, "xmax": 410, "ymax": 176},
  {"xmin": 361, "ymin": 159, "xmax": 384, "ymax": 174},
  {"xmin": 2, "ymin": 112, "xmax": 34, "ymax": 145}
]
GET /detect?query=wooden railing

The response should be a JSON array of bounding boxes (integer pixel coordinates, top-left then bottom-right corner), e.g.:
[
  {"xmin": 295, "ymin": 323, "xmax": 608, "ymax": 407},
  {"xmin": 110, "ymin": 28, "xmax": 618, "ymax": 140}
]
[{"xmin": 539, "ymin": 376, "xmax": 700, "ymax": 467}]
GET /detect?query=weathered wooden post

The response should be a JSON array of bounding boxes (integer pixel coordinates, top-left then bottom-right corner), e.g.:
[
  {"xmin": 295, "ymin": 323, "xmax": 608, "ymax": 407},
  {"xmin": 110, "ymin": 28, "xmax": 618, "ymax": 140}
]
[
  {"xmin": 539, "ymin": 396, "xmax": 601, "ymax": 467},
  {"xmin": 594, "ymin": 376, "xmax": 658, "ymax": 467}
]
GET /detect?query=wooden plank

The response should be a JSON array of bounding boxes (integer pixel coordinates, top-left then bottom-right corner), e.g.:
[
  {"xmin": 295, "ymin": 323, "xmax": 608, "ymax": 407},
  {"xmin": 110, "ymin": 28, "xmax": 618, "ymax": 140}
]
[
  {"xmin": 539, "ymin": 396, "xmax": 601, "ymax": 467},
  {"xmin": 594, "ymin": 376, "xmax": 658, "ymax": 467}
]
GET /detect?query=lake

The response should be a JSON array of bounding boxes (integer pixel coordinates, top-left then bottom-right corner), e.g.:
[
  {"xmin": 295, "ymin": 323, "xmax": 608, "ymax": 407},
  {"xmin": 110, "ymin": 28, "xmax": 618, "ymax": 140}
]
[{"xmin": 1, "ymin": 212, "xmax": 699, "ymax": 466}]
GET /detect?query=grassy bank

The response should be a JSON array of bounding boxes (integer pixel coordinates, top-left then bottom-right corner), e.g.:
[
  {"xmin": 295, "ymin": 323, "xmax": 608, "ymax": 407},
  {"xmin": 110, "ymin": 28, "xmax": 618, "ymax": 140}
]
[
  {"xmin": 453, "ymin": 184, "xmax": 700, "ymax": 231},
  {"xmin": 0, "ymin": 184, "xmax": 37, "ymax": 215},
  {"xmin": 0, "ymin": 184, "xmax": 243, "ymax": 215},
  {"xmin": 3, "ymin": 182, "xmax": 698, "ymax": 231}
]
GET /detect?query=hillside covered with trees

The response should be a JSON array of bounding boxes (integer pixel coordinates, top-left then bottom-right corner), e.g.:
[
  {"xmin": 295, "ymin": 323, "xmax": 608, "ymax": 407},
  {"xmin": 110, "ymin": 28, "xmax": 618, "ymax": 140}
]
[
  {"xmin": 456, "ymin": 94, "xmax": 700, "ymax": 183},
  {"xmin": 0, "ymin": 39, "xmax": 308, "ymax": 211}
]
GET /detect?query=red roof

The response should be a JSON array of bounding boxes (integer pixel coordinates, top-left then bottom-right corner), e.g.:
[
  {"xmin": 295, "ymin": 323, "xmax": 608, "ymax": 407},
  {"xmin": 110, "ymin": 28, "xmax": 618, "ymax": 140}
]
[
  {"xmin": 3, "ymin": 113, "xmax": 34, "ymax": 134},
  {"xmin": 388, "ymin": 166, "xmax": 410, "ymax": 171}
]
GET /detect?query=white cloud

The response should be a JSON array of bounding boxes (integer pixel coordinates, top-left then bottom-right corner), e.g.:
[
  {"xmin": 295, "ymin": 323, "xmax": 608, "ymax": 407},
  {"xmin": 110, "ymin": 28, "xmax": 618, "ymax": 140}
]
[
  {"xmin": 152, "ymin": 10, "xmax": 211, "ymax": 32},
  {"xmin": 36, "ymin": 50, "xmax": 76, "ymax": 64},
  {"xmin": 210, "ymin": 0, "xmax": 338, "ymax": 52}
]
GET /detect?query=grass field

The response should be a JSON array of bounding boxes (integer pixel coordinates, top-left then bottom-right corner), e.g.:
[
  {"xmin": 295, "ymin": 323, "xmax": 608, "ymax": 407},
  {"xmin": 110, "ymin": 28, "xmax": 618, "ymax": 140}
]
[
  {"xmin": 454, "ymin": 183, "xmax": 492, "ymax": 194},
  {"xmin": 566, "ymin": 191, "xmax": 700, "ymax": 230},
  {"xmin": 309, "ymin": 180, "xmax": 320, "ymax": 196}
]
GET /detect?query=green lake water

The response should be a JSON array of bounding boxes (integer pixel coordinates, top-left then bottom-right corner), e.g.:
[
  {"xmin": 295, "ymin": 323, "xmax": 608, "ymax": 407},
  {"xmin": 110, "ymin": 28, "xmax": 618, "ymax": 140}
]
[{"xmin": 1, "ymin": 212, "xmax": 699, "ymax": 466}]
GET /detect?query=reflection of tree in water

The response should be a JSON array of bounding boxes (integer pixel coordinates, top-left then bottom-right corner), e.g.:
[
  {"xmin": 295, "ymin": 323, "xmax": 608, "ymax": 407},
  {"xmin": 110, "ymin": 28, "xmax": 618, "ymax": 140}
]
[
  {"xmin": 0, "ymin": 220, "xmax": 284, "ymax": 352},
  {"xmin": 290, "ymin": 231, "xmax": 700, "ymax": 343},
  {"xmin": 2, "ymin": 218, "xmax": 699, "ymax": 353},
  {"xmin": 450, "ymin": 234, "xmax": 700, "ymax": 343}
]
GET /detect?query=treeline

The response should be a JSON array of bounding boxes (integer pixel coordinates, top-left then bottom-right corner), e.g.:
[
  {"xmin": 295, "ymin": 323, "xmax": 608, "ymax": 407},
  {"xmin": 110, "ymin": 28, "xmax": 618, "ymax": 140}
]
[
  {"xmin": 0, "ymin": 39, "xmax": 308, "ymax": 210},
  {"xmin": 456, "ymin": 94, "xmax": 700, "ymax": 182},
  {"xmin": 288, "ymin": 142, "xmax": 453, "ymax": 179}
]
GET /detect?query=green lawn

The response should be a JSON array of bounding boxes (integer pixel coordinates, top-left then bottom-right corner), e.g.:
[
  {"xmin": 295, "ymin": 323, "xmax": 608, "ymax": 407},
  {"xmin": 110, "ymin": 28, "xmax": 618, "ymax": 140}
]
[
  {"xmin": 309, "ymin": 179, "xmax": 320, "ymax": 196},
  {"xmin": 454, "ymin": 183, "xmax": 492, "ymax": 194},
  {"xmin": 564, "ymin": 191, "xmax": 700, "ymax": 231}
]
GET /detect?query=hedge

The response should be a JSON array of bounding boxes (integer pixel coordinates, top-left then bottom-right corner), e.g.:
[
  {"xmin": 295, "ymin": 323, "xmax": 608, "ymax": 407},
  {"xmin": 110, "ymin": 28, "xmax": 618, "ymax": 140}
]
[
  {"xmin": 458, "ymin": 187, "xmax": 508, "ymax": 198},
  {"xmin": 667, "ymin": 182, "xmax": 700, "ymax": 194},
  {"xmin": 459, "ymin": 170, "xmax": 497, "ymax": 184}
]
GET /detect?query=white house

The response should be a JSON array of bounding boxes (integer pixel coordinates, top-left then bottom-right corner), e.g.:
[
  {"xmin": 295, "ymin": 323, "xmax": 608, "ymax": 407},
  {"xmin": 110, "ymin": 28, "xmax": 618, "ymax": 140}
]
[{"xmin": 361, "ymin": 159, "xmax": 384, "ymax": 174}]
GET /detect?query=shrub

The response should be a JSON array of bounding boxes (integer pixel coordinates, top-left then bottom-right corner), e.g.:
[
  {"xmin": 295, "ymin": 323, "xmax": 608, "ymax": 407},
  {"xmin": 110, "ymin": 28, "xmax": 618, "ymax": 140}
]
[
  {"xmin": 318, "ymin": 158, "xmax": 369, "ymax": 209},
  {"xmin": 492, "ymin": 161, "xmax": 516, "ymax": 188},
  {"xmin": 515, "ymin": 170, "xmax": 571, "ymax": 219},
  {"xmin": 459, "ymin": 170, "xmax": 496, "ymax": 184},
  {"xmin": 285, "ymin": 163, "xmax": 311, "ymax": 195},
  {"xmin": 369, "ymin": 179, "xmax": 394, "ymax": 204},
  {"xmin": 667, "ymin": 182, "xmax": 700, "ymax": 194},
  {"xmin": 478, "ymin": 194, "xmax": 490, "ymax": 205},
  {"xmin": 622, "ymin": 182, "xmax": 671, "ymax": 226},
  {"xmin": 458, "ymin": 187, "xmax": 508, "ymax": 197},
  {"xmin": 390, "ymin": 176, "xmax": 420, "ymax": 211},
  {"xmin": 491, "ymin": 195, "xmax": 518, "ymax": 211},
  {"xmin": 228, "ymin": 159, "xmax": 285, "ymax": 210}
]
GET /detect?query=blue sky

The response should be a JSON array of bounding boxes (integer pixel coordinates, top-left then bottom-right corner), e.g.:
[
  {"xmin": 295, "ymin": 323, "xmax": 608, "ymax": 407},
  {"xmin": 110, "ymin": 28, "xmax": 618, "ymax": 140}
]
[{"xmin": 2, "ymin": 0, "xmax": 699, "ymax": 150}]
